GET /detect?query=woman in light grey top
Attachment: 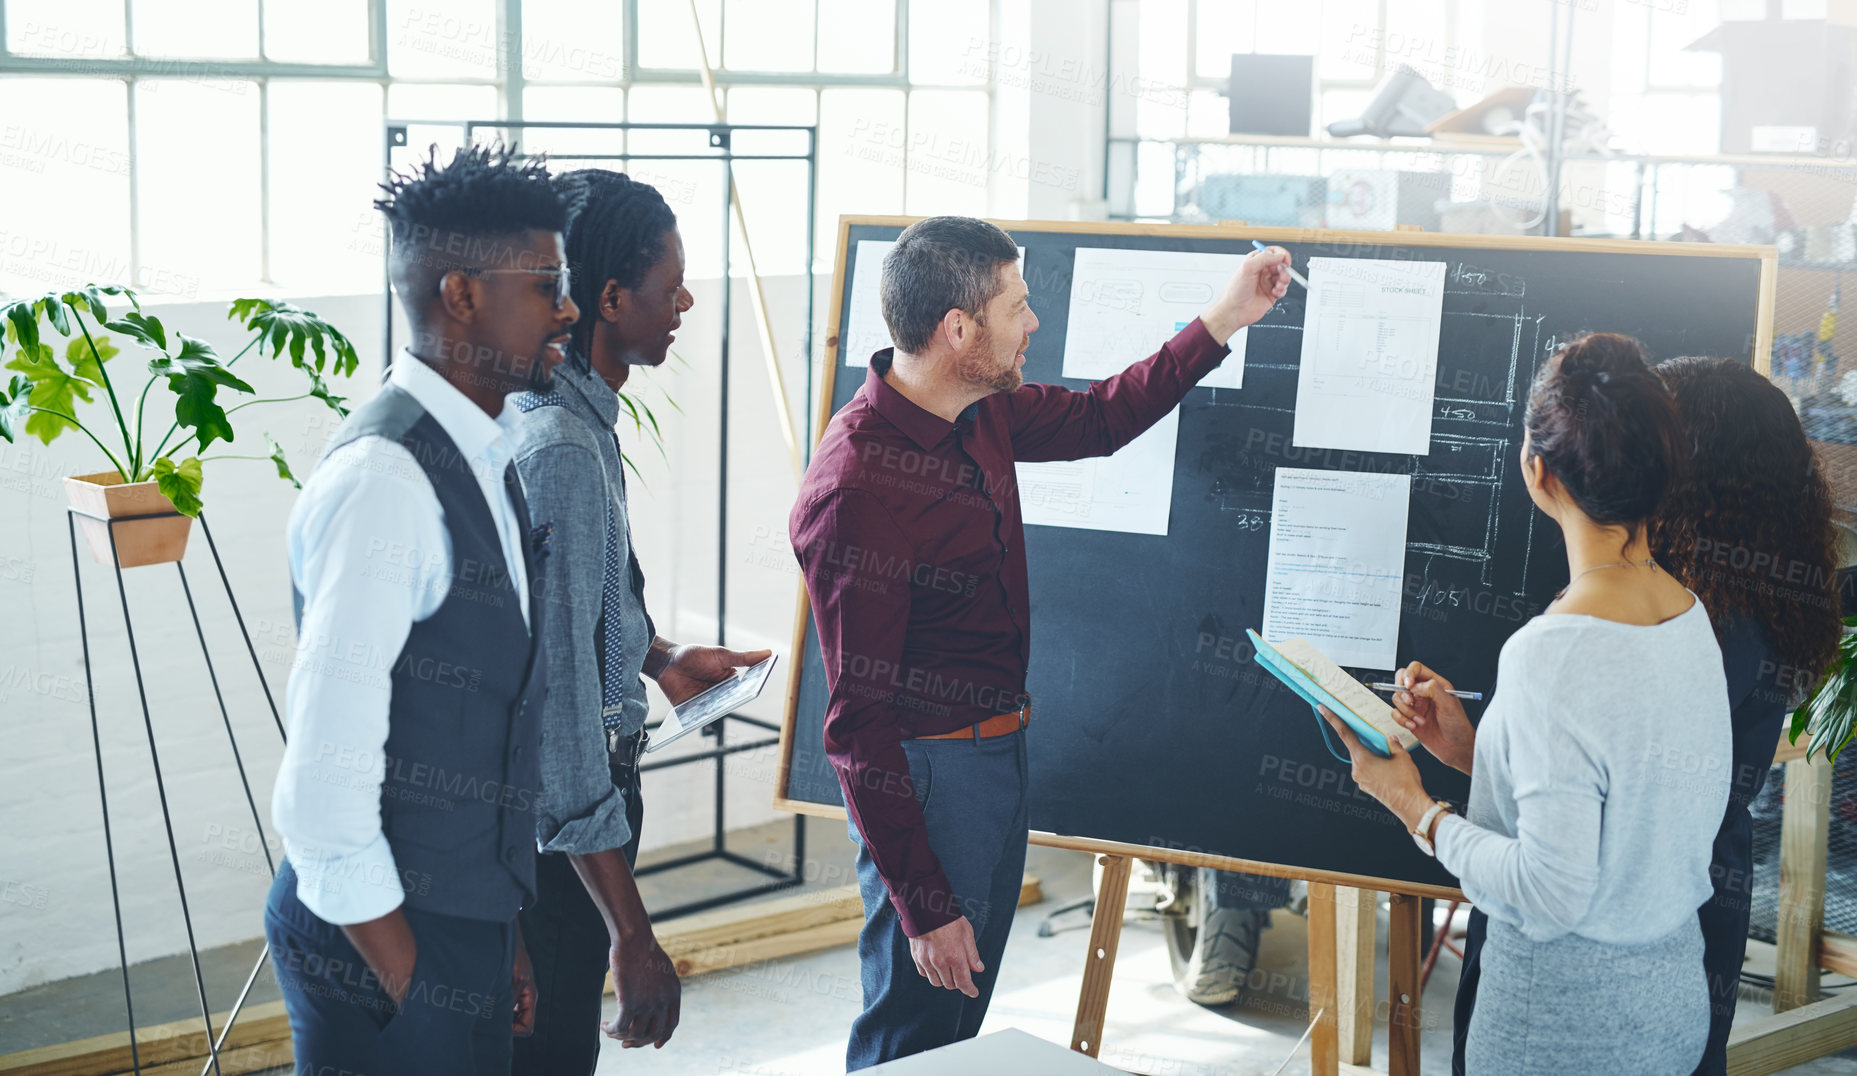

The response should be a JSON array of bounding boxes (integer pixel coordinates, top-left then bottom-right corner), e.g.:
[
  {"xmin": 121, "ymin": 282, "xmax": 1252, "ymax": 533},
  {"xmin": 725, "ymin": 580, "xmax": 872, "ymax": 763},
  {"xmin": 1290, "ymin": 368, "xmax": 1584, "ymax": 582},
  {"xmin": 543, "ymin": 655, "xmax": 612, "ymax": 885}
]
[{"xmin": 1324, "ymin": 334, "xmax": 1731, "ymax": 1074}]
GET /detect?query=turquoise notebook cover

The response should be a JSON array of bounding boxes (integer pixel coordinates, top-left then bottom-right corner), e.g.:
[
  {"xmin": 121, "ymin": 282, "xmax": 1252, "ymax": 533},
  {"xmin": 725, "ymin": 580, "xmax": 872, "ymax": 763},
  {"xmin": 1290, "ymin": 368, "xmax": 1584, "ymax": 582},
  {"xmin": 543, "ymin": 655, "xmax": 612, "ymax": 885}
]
[{"xmin": 1246, "ymin": 629, "xmax": 1393, "ymax": 758}]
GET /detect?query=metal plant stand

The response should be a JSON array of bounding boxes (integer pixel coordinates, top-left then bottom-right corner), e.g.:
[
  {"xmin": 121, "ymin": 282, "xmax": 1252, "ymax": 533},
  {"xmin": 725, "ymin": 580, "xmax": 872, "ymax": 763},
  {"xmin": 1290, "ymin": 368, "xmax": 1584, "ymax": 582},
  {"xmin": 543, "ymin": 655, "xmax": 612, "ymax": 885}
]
[{"xmin": 67, "ymin": 507, "xmax": 285, "ymax": 1075}]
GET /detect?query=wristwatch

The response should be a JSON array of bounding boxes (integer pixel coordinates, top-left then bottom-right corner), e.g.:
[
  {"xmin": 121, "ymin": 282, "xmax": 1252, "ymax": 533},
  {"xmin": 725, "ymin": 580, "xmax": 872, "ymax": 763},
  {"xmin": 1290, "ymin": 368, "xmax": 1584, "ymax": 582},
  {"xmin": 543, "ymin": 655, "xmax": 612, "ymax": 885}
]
[{"xmin": 1411, "ymin": 800, "xmax": 1453, "ymax": 858}]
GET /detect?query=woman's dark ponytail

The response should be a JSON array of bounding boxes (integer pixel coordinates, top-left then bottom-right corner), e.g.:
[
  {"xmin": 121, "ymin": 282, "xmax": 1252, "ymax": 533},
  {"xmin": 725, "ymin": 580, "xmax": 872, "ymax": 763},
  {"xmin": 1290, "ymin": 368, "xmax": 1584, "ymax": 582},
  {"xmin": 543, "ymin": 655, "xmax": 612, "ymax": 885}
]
[{"xmin": 1523, "ymin": 333, "xmax": 1685, "ymax": 529}]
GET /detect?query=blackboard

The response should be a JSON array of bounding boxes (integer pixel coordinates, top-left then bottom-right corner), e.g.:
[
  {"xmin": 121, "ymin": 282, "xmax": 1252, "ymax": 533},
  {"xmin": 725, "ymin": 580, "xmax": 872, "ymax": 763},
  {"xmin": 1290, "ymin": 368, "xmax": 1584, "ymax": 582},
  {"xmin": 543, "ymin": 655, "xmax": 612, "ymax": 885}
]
[{"xmin": 776, "ymin": 216, "xmax": 1775, "ymax": 897}]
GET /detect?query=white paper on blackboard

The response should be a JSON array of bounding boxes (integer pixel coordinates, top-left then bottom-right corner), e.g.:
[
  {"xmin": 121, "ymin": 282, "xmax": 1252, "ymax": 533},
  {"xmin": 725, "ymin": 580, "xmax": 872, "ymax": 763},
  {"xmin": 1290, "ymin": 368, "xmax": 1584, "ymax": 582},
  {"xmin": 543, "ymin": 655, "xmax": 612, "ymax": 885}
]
[
  {"xmin": 1017, "ymin": 406, "xmax": 1179, "ymax": 536},
  {"xmin": 1260, "ymin": 467, "xmax": 1411, "ymax": 670},
  {"xmin": 1292, "ymin": 257, "xmax": 1446, "ymax": 455},
  {"xmin": 1062, "ymin": 246, "xmax": 1249, "ymax": 389}
]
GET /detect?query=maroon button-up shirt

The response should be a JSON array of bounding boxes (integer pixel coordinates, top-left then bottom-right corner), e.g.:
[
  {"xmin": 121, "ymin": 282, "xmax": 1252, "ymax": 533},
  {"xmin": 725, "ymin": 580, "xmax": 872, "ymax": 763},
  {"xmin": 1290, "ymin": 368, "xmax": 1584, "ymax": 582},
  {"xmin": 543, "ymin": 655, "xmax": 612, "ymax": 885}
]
[{"xmin": 789, "ymin": 318, "xmax": 1231, "ymax": 935}]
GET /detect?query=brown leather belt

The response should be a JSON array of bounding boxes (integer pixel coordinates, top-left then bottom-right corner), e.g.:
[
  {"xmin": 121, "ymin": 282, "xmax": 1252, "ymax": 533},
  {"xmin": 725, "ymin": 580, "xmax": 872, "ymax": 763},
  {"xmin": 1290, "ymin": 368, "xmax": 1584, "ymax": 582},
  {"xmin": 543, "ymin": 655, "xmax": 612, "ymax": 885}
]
[{"xmin": 913, "ymin": 698, "xmax": 1031, "ymax": 741}]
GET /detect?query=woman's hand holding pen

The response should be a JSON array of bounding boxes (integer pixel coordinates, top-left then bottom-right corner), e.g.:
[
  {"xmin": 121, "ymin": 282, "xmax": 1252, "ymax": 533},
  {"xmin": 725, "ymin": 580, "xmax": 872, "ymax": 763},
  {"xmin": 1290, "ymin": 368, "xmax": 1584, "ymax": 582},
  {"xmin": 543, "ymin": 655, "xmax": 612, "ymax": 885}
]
[{"xmin": 1388, "ymin": 661, "xmax": 1476, "ymax": 776}]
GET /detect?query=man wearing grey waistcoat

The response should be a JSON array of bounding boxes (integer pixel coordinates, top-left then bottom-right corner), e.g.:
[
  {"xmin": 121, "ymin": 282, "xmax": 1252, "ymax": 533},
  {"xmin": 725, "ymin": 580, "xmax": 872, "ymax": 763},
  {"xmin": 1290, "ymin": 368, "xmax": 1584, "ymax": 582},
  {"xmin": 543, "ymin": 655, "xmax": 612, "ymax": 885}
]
[
  {"xmin": 509, "ymin": 168, "xmax": 771, "ymax": 1075},
  {"xmin": 267, "ymin": 144, "xmax": 572, "ymax": 1076}
]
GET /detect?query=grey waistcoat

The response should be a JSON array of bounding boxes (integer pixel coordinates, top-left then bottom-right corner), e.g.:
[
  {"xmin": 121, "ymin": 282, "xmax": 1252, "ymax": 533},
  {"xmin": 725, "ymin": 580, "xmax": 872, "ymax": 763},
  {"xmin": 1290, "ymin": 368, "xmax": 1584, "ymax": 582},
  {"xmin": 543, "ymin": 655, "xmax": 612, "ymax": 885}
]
[{"xmin": 315, "ymin": 384, "xmax": 547, "ymax": 922}]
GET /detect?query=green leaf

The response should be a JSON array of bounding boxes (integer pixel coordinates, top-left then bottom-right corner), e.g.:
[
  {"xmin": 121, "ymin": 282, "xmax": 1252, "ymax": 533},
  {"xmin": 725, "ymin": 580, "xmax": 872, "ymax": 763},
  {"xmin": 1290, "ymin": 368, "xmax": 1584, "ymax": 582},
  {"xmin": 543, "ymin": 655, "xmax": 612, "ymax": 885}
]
[
  {"xmin": 4, "ymin": 342, "xmax": 90, "ymax": 444},
  {"xmin": 147, "ymin": 334, "xmax": 254, "ymax": 452},
  {"xmin": 38, "ymin": 295, "xmax": 68, "ymax": 337},
  {"xmin": 229, "ymin": 298, "xmax": 361, "ymax": 377},
  {"xmin": 151, "ymin": 455, "xmax": 204, "ymax": 517},
  {"xmin": 65, "ymin": 333, "xmax": 116, "ymax": 386},
  {"xmin": 0, "ymin": 373, "xmax": 33, "ymax": 442},
  {"xmin": 104, "ymin": 311, "xmax": 167, "ymax": 352},
  {"xmin": 4, "ymin": 300, "xmax": 41, "ymax": 357},
  {"xmin": 1790, "ymin": 615, "xmax": 1857, "ymax": 763},
  {"xmin": 80, "ymin": 284, "xmax": 137, "ymax": 324},
  {"xmin": 305, "ymin": 365, "xmax": 349, "ymax": 417},
  {"xmin": 265, "ymin": 434, "xmax": 299, "ymax": 489}
]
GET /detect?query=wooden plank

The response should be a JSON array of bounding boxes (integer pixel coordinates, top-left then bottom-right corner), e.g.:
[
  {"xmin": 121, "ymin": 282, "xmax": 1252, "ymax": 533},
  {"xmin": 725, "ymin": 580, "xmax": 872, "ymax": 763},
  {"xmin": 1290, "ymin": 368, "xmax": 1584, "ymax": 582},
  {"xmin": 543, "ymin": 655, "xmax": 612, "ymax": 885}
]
[
  {"xmin": 1726, "ymin": 994, "xmax": 1857, "ymax": 1076},
  {"xmin": 649, "ymin": 875, "xmax": 1044, "ymax": 982},
  {"xmin": 1025, "ymin": 832, "xmax": 1464, "ymax": 902},
  {"xmin": 1070, "ymin": 855, "xmax": 1132, "ymax": 1058},
  {"xmin": 1386, "ymin": 894, "xmax": 1423, "ymax": 1076},
  {"xmin": 828, "ymin": 214, "xmax": 1778, "ymax": 259},
  {"xmin": 670, "ymin": 917, "xmax": 865, "ymax": 979},
  {"xmin": 9, "ymin": 876, "xmax": 1044, "ymax": 1076},
  {"xmin": 1334, "ymin": 887, "xmax": 1377, "ymax": 1066},
  {"xmin": 1776, "ymin": 757, "xmax": 1832, "ymax": 1012},
  {"xmin": 1754, "ymin": 247, "xmax": 1778, "ymax": 374},
  {"xmin": 760, "ymin": 805, "xmax": 1470, "ymax": 901},
  {"xmin": 1307, "ymin": 882, "xmax": 1338, "ymax": 1076},
  {"xmin": 0, "ymin": 1000, "xmax": 290, "ymax": 1076},
  {"xmin": 134, "ymin": 1039, "xmax": 294, "ymax": 1076},
  {"xmin": 1821, "ymin": 931, "xmax": 1857, "ymax": 979},
  {"xmin": 658, "ymin": 884, "xmax": 863, "ymax": 963}
]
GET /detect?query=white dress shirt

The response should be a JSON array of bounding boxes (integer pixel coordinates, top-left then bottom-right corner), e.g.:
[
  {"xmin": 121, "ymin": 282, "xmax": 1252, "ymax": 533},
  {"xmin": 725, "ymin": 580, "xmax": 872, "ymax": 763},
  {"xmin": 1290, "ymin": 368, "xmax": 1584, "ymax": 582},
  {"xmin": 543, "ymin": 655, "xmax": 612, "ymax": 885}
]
[{"xmin": 271, "ymin": 354, "xmax": 530, "ymax": 925}]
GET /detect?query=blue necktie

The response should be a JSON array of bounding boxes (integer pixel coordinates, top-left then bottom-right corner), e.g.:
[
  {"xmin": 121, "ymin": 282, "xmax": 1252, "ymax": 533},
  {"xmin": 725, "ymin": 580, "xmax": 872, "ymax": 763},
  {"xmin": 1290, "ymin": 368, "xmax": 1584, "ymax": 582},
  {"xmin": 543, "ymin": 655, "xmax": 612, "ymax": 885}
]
[{"xmin": 596, "ymin": 467, "xmax": 630, "ymax": 731}]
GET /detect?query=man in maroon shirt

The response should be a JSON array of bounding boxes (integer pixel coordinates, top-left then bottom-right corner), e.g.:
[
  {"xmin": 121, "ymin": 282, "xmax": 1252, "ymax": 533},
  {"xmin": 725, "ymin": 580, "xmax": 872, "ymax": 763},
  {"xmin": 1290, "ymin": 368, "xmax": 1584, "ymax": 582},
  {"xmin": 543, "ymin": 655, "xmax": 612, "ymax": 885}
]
[{"xmin": 790, "ymin": 216, "xmax": 1289, "ymax": 1068}]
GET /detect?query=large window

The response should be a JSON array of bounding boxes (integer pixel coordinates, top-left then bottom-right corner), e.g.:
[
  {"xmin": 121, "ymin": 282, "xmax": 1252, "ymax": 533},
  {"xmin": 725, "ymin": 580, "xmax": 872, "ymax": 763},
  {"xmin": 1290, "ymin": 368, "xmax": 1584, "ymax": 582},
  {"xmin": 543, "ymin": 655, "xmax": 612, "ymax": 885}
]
[{"xmin": 0, "ymin": 0, "xmax": 1000, "ymax": 297}]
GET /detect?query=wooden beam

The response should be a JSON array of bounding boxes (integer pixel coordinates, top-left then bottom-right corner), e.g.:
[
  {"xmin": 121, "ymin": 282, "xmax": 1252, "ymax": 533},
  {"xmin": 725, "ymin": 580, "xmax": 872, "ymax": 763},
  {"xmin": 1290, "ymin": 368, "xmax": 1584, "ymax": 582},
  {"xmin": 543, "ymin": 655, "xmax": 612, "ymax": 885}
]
[
  {"xmin": 647, "ymin": 875, "xmax": 1044, "ymax": 982},
  {"xmin": 1307, "ymin": 882, "xmax": 1339, "ymax": 1076},
  {"xmin": 655, "ymin": 884, "xmax": 864, "ymax": 979},
  {"xmin": 1773, "ymin": 731, "xmax": 1807, "ymax": 765},
  {"xmin": 1776, "ymin": 757, "xmax": 1832, "ymax": 1012},
  {"xmin": 1335, "ymin": 887, "xmax": 1377, "ymax": 1066},
  {"xmin": 6, "ymin": 877, "xmax": 1048, "ymax": 1076},
  {"xmin": 1821, "ymin": 931, "xmax": 1857, "ymax": 980},
  {"xmin": 1070, "ymin": 855, "xmax": 1132, "ymax": 1058},
  {"xmin": 1387, "ymin": 894, "xmax": 1423, "ymax": 1076},
  {"xmin": 0, "ymin": 1000, "xmax": 290, "ymax": 1076},
  {"xmin": 1726, "ymin": 994, "xmax": 1857, "ymax": 1076}
]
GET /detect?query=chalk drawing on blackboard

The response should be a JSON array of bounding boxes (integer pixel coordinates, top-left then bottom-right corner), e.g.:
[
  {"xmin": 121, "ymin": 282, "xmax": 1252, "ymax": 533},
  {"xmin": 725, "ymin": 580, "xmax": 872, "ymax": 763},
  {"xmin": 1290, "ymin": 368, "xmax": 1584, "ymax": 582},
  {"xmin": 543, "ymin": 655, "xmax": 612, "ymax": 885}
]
[{"xmin": 1447, "ymin": 262, "xmax": 1527, "ymax": 298}]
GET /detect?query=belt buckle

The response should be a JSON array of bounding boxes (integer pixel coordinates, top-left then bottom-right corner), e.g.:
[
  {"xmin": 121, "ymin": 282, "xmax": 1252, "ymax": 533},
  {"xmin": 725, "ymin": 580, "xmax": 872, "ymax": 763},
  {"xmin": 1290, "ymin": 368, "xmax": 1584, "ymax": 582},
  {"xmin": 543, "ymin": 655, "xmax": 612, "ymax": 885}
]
[{"xmin": 606, "ymin": 726, "xmax": 645, "ymax": 767}]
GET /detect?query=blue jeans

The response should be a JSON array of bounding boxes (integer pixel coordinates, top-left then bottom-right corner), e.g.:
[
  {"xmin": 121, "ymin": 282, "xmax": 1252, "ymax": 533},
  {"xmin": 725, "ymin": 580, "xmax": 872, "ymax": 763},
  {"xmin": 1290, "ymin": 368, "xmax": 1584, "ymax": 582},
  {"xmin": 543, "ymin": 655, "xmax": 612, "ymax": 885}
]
[
  {"xmin": 265, "ymin": 860, "xmax": 516, "ymax": 1076},
  {"xmin": 846, "ymin": 729, "xmax": 1029, "ymax": 1071}
]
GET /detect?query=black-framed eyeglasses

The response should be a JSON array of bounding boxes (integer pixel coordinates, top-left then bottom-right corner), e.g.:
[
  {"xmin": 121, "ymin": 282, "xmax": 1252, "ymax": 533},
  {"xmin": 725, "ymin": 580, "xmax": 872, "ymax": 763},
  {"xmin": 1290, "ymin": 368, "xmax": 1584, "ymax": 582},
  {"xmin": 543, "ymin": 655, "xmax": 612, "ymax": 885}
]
[{"xmin": 453, "ymin": 264, "xmax": 573, "ymax": 309}]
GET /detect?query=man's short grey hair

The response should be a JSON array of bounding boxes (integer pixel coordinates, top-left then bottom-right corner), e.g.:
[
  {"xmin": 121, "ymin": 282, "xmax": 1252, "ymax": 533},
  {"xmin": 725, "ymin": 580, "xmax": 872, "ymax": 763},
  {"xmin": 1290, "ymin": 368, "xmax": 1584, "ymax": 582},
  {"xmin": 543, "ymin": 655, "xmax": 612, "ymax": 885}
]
[{"xmin": 880, "ymin": 216, "xmax": 1020, "ymax": 355}]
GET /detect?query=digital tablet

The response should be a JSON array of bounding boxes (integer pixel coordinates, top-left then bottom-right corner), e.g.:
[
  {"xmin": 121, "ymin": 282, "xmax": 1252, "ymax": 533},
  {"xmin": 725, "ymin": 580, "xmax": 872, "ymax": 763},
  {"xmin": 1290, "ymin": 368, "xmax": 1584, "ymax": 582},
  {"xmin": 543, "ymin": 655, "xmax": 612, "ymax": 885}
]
[{"xmin": 644, "ymin": 654, "xmax": 779, "ymax": 753}]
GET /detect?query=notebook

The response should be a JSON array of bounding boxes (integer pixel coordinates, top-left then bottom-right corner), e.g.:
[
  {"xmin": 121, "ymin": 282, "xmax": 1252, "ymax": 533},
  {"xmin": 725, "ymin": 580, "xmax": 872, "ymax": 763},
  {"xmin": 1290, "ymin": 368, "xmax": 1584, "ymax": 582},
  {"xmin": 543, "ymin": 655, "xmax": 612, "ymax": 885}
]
[{"xmin": 1247, "ymin": 629, "xmax": 1418, "ymax": 759}]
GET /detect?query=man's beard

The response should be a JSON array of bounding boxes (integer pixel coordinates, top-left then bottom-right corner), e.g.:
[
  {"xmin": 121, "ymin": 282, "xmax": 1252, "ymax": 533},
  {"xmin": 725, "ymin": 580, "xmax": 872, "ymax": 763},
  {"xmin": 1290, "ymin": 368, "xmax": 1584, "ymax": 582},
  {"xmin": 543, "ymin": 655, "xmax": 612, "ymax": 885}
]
[
  {"xmin": 526, "ymin": 348, "xmax": 555, "ymax": 392},
  {"xmin": 957, "ymin": 323, "xmax": 1022, "ymax": 394}
]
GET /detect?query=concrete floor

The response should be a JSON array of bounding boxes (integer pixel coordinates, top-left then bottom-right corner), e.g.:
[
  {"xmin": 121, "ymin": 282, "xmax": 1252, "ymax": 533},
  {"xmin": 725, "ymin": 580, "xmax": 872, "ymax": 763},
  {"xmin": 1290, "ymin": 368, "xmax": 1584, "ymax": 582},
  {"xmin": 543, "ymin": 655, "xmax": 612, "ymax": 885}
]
[{"xmin": 6, "ymin": 815, "xmax": 1856, "ymax": 1074}]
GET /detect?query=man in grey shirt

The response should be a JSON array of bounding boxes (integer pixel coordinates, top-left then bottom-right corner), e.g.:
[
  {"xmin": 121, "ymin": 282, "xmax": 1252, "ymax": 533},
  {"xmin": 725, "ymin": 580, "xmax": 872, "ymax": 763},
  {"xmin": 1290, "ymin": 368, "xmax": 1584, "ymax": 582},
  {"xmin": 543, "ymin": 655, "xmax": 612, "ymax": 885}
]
[{"xmin": 511, "ymin": 169, "xmax": 770, "ymax": 1074}]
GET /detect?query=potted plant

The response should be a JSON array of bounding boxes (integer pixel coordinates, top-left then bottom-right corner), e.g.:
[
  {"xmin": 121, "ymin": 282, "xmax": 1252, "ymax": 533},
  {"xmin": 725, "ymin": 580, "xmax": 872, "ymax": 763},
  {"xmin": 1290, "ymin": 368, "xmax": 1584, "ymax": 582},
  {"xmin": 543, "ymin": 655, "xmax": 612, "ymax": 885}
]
[
  {"xmin": 0, "ymin": 285, "xmax": 359, "ymax": 568},
  {"xmin": 1792, "ymin": 615, "xmax": 1857, "ymax": 763}
]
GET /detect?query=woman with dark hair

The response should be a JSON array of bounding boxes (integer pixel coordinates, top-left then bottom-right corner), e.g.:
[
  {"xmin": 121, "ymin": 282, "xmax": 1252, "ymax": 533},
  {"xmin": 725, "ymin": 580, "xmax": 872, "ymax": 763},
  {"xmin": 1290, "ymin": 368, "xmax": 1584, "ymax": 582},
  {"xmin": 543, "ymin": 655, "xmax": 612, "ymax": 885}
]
[
  {"xmin": 1440, "ymin": 355, "xmax": 1845, "ymax": 1075},
  {"xmin": 1651, "ymin": 356, "xmax": 1841, "ymax": 1075},
  {"xmin": 1323, "ymin": 334, "xmax": 1733, "ymax": 1073}
]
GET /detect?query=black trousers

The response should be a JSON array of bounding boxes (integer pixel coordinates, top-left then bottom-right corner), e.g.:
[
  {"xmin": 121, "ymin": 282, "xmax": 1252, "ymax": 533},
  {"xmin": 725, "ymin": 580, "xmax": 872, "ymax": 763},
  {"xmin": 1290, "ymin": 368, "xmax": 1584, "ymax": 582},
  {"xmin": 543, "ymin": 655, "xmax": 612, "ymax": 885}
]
[{"xmin": 510, "ymin": 747, "xmax": 645, "ymax": 1076}]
